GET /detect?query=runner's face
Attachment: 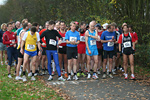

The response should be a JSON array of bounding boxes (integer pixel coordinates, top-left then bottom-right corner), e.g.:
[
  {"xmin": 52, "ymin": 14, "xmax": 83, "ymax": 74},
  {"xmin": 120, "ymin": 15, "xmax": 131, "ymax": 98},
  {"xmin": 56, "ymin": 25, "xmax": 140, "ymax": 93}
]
[
  {"xmin": 71, "ymin": 24, "xmax": 76, "ymax": 31},
  {"xmin": 129, "ymin": 27, "xmax": 132, "ymax": 32},
  {"xmin": 60, "ymin": 23, "xmax": 66, "ymax": 30},
  {"xmin": 55, "ymin": 23, "xmax": 60, "ymax": 30},
  {"xmin": 3, "ymin": 25, "xmax": 7, "ymax": 30},
  {"xmin": 45, "ymin": 23, "xmax": 49, "ymax": 29},
  {"xmin": 7, "ymin": 24, "xmax": 13, "ymax": 31},
  {"xmin": 90, "ymin": 24, "xmax": 95, "ymax": 31},
  {"xmin": 81, "ymin": 24, "xmax": 86, "ymax": 29},
  {"xmin": 123, "ymin": 26, "xmax": 129, "ymax": 33},
  {"xmin": 49, "ymin": 24, "xmax": 55, "ymax": 29},
  {"xmin": 110, "ymin": 26, "xmax": 115, "ymax": 32}
]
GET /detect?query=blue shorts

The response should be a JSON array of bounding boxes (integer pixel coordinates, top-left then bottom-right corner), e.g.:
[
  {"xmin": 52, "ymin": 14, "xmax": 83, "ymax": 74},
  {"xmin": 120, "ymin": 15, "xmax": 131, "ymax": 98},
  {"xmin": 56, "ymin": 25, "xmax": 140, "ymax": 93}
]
[
  {"xmin": 86, "ymin": 49, "xmax": 98, "ymax": 56},
  {"xmin": 24, "ymin": 50, "xmax": 37, "ymax": 57}
]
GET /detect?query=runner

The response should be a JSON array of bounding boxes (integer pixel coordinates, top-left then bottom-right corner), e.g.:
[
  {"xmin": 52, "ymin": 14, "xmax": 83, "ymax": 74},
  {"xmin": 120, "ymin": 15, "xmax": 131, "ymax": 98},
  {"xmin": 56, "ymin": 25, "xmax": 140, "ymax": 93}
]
[
  {"xmin": 15, "ymin": 23, "xmax": 29, "ymax": 80},
  {"xmin": 20, "ymin": 26, "xmax": 42, "ymax": 81},
  {"xmin": 58, "ymin": 21, "xmax": 68, "ymax": 78},
  {"xmin": 85, "ymin": 21, "xmax": 99, "ymax": 79},
  {"xmin": 39, "ymin": 21, "xmax": 49, "ymax": 75},
  {"xmin": 3, "ymin": 22, "xmax": 18, "ymax": 78},
  {"xmin": 0, "ymin": 23, "xmax": 7, "ymax": 65},
  {"xmin": 95, "ymin": 23, "xmax": 103, "ymax": 75},
  {"xmin": 129, "ymin": 25, "xmax": 138, "ymax": 44},
  {"xmin": 118, "ymin": 25, "xmax": 135, "ymax": 79},
  {"xmin": 65, "ymin": 21, "xmax": 80, "ymax": 81},
  {"xmin": 77, "ymin": 21, "xmax": 86, "ymax": 77},
  {"xmin": 40, "ymin": 20, "xmax": 65, "ymax": 81},
  {"xmin": 101, "ymin": 24, "xmax": 116, "ymax": 79}
]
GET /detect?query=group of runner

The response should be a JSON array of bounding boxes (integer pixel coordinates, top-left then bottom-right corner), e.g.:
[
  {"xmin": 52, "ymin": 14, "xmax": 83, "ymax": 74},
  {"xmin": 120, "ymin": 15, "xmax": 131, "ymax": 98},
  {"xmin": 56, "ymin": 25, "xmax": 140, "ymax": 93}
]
[{"xmin": 0, "ymin": 19, "xmax": 138, "ymax": 82}]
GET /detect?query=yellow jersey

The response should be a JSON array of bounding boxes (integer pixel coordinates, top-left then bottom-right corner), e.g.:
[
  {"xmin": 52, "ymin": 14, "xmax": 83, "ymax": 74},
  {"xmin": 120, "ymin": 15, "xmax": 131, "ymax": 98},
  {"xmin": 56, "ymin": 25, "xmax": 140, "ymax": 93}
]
[{"xmin": 25, "ymin": 31, "xmax": 37, "ymax": 51}]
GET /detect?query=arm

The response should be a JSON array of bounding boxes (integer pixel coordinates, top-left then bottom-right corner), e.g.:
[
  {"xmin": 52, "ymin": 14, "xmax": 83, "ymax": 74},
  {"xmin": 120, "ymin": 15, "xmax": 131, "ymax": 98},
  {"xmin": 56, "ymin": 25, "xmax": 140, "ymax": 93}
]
[
  {"xmin": 85, "ymin": 31, "xmax": 91, "ymax": 54},
  {"xmin": 119, "ymin": 43, "xmax": 121, "ymax": 52},
  {"xmin": 90, "ymin": 30, "xmax": 98, "ymax": 39},
  {"xmin": 132, "ymin": 42, "xmax": 135, "ymax": 50},
  {"xmin": 20, "ymin": 40, "xmax": 25, "ymax": 54},
  {"xmin": 3, "ymin": 34, "xmax": 12, "ymax": 45}
]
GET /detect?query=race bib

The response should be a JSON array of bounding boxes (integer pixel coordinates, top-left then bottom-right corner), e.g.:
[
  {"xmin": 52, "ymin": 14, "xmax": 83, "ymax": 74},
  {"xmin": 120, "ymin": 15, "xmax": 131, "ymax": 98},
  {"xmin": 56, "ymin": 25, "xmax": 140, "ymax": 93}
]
[
  {"xmin": 59, "ymin": 46, "xmax": 63, "ymax": 48},
  {"xmin": 11, "ymin": 39, "xmax": 15, "ymax": 42},
  {"xmin": 90, "ymin": 40, "xmax": 96, "ymax": 45},
  {"xmin": 27, "ymin": 44, "xmax": 35, "ymax": 50},
  {"xmin": 80, "ymin": 36, "xmax": 85, "ymax": 42},
  {"xmin": 107, "ymin": 42, "xmax": 114, "ymax": 47},
  {"xmin": 123, "ymin": 41, "xmax": 131, "ymax": 48},
  {"xmin": 49, "ymin": 39, "xmax": 56, "ymax": 46},
  {"xmin": 70, "ymin": 37, "xmax": 77, "ymax": 42},
  {"xmin": 61, "ymin": 37, "xmax": 66, "ymax": 43}
]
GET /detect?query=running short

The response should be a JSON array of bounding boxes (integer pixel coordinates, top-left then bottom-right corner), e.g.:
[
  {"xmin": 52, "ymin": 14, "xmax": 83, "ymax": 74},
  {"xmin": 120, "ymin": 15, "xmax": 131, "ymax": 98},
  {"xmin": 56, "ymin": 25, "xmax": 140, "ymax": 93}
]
[
  {"xmin": 0, "ymin": 42, "xmax": 7, "ymax": 51},
  {"xmin": 25, "ymin": 50, "xmax": 37, "ymax": 57},
  {"xmin": 103, "ymin": 50, "xmax": 114, "ymax": 59},
  {"xmin": 17, "ymin": 48, "xmax": 23, "ymax": 58},
  {"xmin": 42, "ymin": 47, "xmax": 46, "ymax": 55},
  {"xmin": 123, "ymin": 48, "xmax": 134, "ymax": 55},
  {"xmin": 77, "ymin": 45, "xmax": 86, "ymax": 54},
  {"xmin": 97, "ymin": 49, "xmax": 103, "ymax": 56},
  {"xmin": 67, "ymin": 47, "xmax": 78, "ymax": 59},
  {"xmin": 58, "ymin": 46, "xmax": 67, "ymax": 54},
  {"xmin": 86, "ymin": 49, "xmax": 98, "ymax": 56}
]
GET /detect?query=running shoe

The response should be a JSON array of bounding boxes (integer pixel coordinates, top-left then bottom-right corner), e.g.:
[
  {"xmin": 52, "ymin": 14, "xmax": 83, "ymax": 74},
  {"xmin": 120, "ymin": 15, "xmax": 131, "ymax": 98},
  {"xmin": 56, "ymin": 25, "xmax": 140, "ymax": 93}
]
[
  {"xmin": 102, "ymin": 74, "xmax": 106, "ymax": 79},
  {"xmin": 67, "ymin": 75, "xmax": 71, "ymax": 81},
  {"xmin": 58, "ymin": 76, "xmax": 66, "ymax": 81},
  {"xmin": 28, "ymin": 72, "xmax": 32, "ymax": 77},
  {"xmin": 52, "ymin": 71, "xmax": 55, "ymax": 76},
  {"xmin": 1, "ymin": 61, "xmax": 3, "ymax": 66},
  {"xmin": 77, "ymin": 72, "xmax": 81, "ymax": 77},
  {"xmin": 87, "ymin": 73, "xmax": 91, "ymax": 79},
  {"xmin": 125, "ymin": 74, "xmax": 128, "ymax": 80},
  {"xmin": 97, "ymin": 70, "xmax": 101, "ymax": 75},
  {"xmin": 31, "ymin": 76, "xmax": 36, "ymax": 81},
  {"xmin": 22, "ymin": 76, "xmax": 27, "ymax": 82},
  {"xmin": 81, "ymin": 72, "xmax": 86, "ymax": 77},
  {"xmin": 15, "ymin": 76, "xmax": 22, "ymax": 80},
  {"xmin": 48, "ymin": 75, "xmax": 53, "ymax": 81},
  {"xmin": 108, "ymin": 74, "xmax": 114, "ymax": 79},
  {"xmin": 64, "ymin": 73, "xmax": 68, "ymax": 78},
  {"xmin": 92, "ymin": 74, "xmax": 98, "ymax": 79},
  {"xmin": 73, "ymin": 75, "xmax": 79, "ymax": 80},
  {"xmin": 131, "ymin": 74, "xmax": 135, "ymax": 80},
  {"xmin": 8, "ymin": 74, "xmax": 12, "ymax": 78}
]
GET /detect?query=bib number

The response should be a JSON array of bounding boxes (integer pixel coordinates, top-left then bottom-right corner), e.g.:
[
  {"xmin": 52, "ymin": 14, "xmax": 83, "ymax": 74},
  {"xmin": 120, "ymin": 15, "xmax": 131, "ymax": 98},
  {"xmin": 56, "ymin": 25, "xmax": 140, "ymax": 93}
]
[
  {"xmin": 49, "ymin": 39, "xmax": 56, "ymax": 46},
  {"xmin": 80, "ymin": 36, "xmax": 85, "ymax": 42},
  {"xmin": 107, "ymin": 42, "xmax": 114, "ymax": 47},
  {"xmin": 70, "ymin": 37, "xmax": 77, "ymax": 42},
  {"xmin": 27, "ymin": 44, "xmax": 35, "ymax": 50},
  {"xmin": 90, "ymin": 40, "xmax": 96, "ymax": 45},
  {"xmin": 123, "ymin": 41, "xmax": 131, "ymax": 48}
]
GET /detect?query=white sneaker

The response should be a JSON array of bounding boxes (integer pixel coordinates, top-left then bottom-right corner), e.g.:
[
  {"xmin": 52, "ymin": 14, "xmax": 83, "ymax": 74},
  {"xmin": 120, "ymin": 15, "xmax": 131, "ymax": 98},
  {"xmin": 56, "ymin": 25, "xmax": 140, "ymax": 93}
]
[
  {"xmin": 42, "ymin": 71, "xmax": 45, "ymax": 75},
  {"xmin": 71, "ymin": 70, "xmax": 74, "ymax": 76},
  {"xmin": 58, "ymin": 76, "xmax": 66, "ymax": 81},
  {"xmin": 97, "ymin": 70, "xmax": 101, "ymax": 75},
  {"xmin": 48, "ymin": 75, "xmax": 53, "ymax": 81},
  {"xmin": 8, "ymin": 74, "xmax": 12, "ymax": 78},
  {"xmin": 73, "ymin": 75, "xmax": 78, "ymax": 80},
  {"xmin": 67, "ymin": 75, "xmax": 71, "ymax": 81},
  {"xmin": 112, "ymin": 71, "xmax": 116, "ymax": 75},
  {"xmin": 31, "ymin": 76, "xmax": 36, "ymax": 81},
  {"xmin": 15, "ymin": 76, "xmax": 22, "ymax": 80},
  {"xmin": 28, "ymin": 72, "xmax": 32, "ymax": 77},
  {"xmin": 34, "ymin": 73, "xmax": 38, "ymax": 76},
  {"xmin": 92, "ymin": 74, "xmax": 99, "ymax": 79},
  {"xmin": 1, "ymin": 61, "xmax": 3, "ymax": 66},
  {"xmin": 22, "ymin": 76, "xmax": 27, "ymax": 82},
  {"xmin": 87, "ymin": 73, "xmax": 91, "ymax": 79}
]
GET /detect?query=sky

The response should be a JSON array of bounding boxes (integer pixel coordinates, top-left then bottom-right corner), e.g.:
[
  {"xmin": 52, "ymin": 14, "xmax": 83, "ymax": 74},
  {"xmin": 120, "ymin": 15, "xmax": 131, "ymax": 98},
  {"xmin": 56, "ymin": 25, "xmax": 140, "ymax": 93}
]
[{"xmin": 0, "ymin": 0, "xmax": 6, "ymax": 5}]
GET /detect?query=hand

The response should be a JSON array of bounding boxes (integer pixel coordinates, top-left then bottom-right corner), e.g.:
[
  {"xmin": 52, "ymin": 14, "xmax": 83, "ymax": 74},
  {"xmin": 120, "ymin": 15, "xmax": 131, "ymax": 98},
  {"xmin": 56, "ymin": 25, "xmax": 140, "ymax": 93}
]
[
  {"xmin": 58, "ymin": 40, "xmax": 62, "ymax": 45},
  {"xmin": 112, "ymin": 36, "xmax": 114, "ymax": 40},
  {"xmin": 108, "ymin": 39, "xmax": 113, "ymax": 42},
  {"xmin": 38, "ymin": 51, "xmax": 41, "ymax": 56},
  {"xmin": 13, "ymin": 44, "xmax": 16, "ymax": 48},
  {"xmin": 119, "ymin": 51, "xmax": 122, "ymax": 55},
  {"xmin": 12, "ymin": 41, "xmax": 15, "ymax": 44},
  {"xmin": 20, "ymin": 49, "xmax": 24, "ymax": 55},
  {"xmin": 42, "ymin": 43, "xmax": 46, "ymax": 46},
  {"xmin": 132, "ymin": 49, "xmax": 135, "ymax": 54},
  {"xmin": 88, "ymin": 50, "xmax": 91, "ymax": 54}
]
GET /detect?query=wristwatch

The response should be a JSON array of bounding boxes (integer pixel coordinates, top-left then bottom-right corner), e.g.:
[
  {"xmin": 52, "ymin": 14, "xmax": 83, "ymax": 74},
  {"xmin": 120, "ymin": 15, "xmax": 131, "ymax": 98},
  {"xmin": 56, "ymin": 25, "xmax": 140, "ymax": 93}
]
[{"xmin": 89, "ymin": 35, "xmax": 91, "ymax": 37}]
